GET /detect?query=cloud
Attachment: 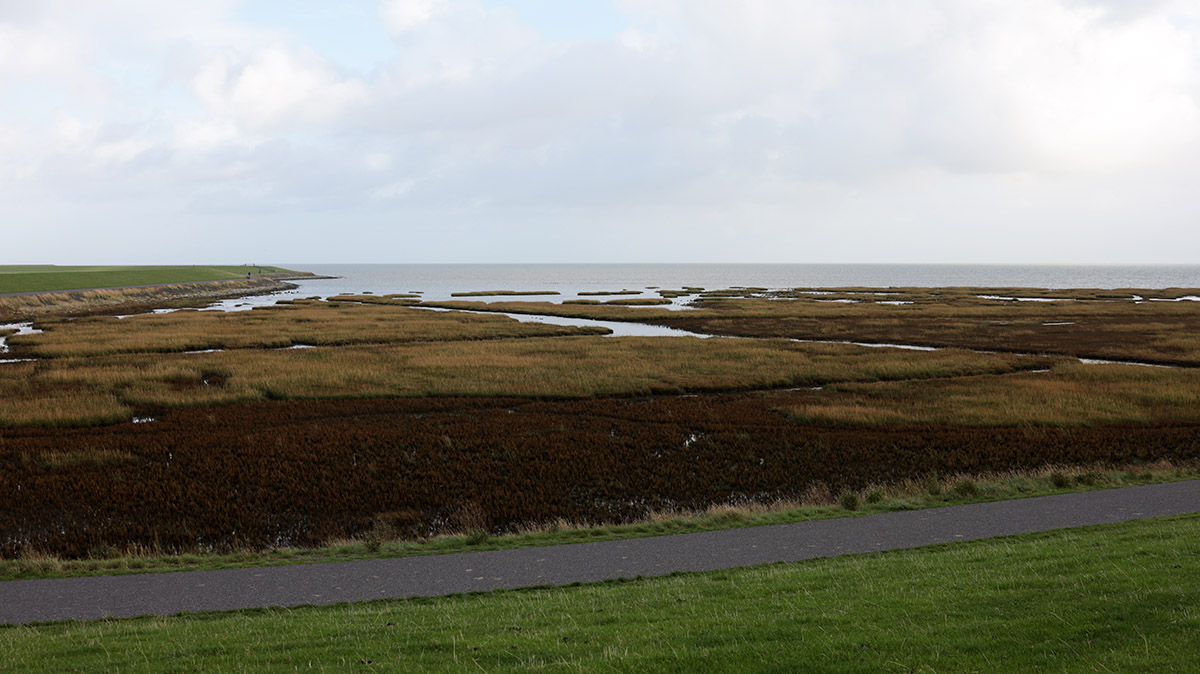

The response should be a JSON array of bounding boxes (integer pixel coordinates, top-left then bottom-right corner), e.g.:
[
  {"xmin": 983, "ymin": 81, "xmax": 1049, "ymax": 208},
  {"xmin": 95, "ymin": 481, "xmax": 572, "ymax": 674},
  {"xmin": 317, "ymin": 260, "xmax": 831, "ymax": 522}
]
[
  {"xmin": 3, "ymin": 0, "xmax": 1200, "ymax": 263},
  {"xmin": 191, "ymin": 45, "xmax": 368, "ymax": 129},
  {"xmin": 379, "ymin": 0, "xmax": 445, "ymax": 33}
]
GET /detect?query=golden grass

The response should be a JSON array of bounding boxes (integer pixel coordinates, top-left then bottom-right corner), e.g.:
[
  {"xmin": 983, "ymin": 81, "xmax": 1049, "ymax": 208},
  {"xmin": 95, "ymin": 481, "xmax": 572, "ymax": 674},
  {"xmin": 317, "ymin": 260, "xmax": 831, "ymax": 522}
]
[
  {"xmin": 781, "ymin": 361, "xmax": 1200, "ymax": 427},
  {"xmin": 7, "ymin": 289, "xmax": 1200, "ymax": 427},
  {"xmin": 428, "ymin": 291, "xmax": 1200, "ymax": 365},
  {"xmin": 9, "ymin": 302, "xmax": 608, "ymax": 358},
  {"xmin": 0, "ymin": 334, "xmax": 1050, "ymax": 425},
  {"xmin": 0, "ymin": 392, "xmax": 131, "ymax": 428}
]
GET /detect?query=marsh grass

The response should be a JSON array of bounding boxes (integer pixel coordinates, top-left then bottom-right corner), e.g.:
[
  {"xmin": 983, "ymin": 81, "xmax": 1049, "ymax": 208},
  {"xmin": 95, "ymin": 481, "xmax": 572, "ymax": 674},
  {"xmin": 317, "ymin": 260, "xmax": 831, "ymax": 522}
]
[
  {"xmin": 429, "ymin": 289, "xmax": 1200, "ymax": 365},
  {"xmin": 781, "ymin": 361, "xmax": 1200, "ymax": 426},
  {"xmin": 9, "ymin": 302, "xmax": 607, "ymax": 358},
  {"xmin": 0, "ymin": 335, "xmax": 1048, "ymax": 426},
  {"xmin": 1, "ymin": 460, "xmax": 1191, "ymax": 583}
]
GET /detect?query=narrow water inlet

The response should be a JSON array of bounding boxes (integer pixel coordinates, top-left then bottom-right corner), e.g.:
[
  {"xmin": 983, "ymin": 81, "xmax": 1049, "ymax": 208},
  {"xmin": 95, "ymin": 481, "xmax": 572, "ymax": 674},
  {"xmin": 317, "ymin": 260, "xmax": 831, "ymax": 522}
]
[{"xmin": 0, "ymin": 322, "xmax": 42, "ymax": 357}]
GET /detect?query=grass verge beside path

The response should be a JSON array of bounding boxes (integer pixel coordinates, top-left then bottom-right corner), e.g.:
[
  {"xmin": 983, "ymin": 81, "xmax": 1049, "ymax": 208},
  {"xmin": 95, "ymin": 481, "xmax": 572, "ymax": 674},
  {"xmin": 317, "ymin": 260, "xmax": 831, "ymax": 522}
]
[
  {"xmin": 5, "ymin": 461, "xmax": 1193, "ymax": 582},
  {"xmin": 0, "ymin": 265, "xmax": 299, "ymax": 295},
  {"xmin": 5, "ymin": 514, "xmax": 1197, "ymax": 672}
]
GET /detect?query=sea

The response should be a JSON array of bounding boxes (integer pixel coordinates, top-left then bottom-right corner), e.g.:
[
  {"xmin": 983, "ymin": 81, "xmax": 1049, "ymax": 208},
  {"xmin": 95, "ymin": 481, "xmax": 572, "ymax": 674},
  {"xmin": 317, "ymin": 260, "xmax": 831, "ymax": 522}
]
[{"xmin": 210, "ymin": 263, "xmax": 1200, "ymax": 311}]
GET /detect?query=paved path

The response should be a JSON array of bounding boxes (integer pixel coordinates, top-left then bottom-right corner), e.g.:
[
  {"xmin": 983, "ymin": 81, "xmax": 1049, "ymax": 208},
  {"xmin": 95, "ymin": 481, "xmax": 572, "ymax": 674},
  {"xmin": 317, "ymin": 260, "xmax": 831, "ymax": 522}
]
[{"xmin": 3, "ymin": 481, "xmax": 1198, "ymax": 625}]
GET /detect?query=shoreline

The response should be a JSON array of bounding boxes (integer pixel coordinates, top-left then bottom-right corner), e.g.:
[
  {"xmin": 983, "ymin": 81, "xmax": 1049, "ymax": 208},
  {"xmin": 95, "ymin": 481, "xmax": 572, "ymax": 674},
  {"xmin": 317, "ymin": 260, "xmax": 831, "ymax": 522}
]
[
  {"xmin": 0, "ymin": 274, "xmax": 337, "ymax": 300},
  {"xmin": 0, "ymin": 275, "xmax": 334, "ymax": 322}
]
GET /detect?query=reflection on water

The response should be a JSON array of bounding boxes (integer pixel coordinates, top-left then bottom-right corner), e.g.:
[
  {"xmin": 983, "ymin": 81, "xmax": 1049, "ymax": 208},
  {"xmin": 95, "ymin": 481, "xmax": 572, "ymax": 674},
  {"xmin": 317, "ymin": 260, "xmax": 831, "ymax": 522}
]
[
  {"xmin": 0, "ymin": 322, "xmax": 41, "ymax": 356},
  {"xmin": 419, "ymin": 306, "xmax": 707, "ymax": 338}
]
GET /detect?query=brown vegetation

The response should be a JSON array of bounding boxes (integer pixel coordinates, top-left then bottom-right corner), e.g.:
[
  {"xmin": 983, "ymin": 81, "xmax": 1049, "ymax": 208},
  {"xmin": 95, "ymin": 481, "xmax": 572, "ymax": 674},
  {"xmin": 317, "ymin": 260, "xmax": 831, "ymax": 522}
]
[
  {"xmin": 3, "ymin": 390, "xmax": 1198, "ymax": 558},
  {"xmin": 0, "ymin": 331, "xmax": 1043, "ymax": 426},
  {"xmin": 426, "ymin": 289, "xmax": 1200, "ymax": 365},
  {"xmin": 782, "ymin": 362, "xmax": 1200, "ymax": 426},
  {"xmin": 9, "ymin": 301, "xmax": 606, "ymax": 359}
]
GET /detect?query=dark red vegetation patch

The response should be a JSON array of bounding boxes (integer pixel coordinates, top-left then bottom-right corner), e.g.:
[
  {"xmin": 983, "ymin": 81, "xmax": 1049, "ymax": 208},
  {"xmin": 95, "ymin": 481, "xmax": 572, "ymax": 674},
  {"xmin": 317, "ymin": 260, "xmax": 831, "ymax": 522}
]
[{"xmin": 1, "ymin": 393, "xmax": 1197, "ymax": 558}]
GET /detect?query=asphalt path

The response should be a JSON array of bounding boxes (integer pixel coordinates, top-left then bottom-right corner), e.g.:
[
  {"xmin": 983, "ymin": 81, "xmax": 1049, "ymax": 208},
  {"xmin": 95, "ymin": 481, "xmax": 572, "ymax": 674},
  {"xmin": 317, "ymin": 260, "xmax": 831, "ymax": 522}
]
[{"xmin": 3, "ymin": 480, "xmax": 1198, "ymax": 625}]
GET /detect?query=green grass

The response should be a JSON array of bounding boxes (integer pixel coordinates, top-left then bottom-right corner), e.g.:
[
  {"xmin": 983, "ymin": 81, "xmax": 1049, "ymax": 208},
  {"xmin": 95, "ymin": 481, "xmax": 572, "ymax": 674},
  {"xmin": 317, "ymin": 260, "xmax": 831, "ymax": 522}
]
[
  {"xmin": 4, "ymin": 461, "xmax": 1191, "ymax": 582},
  {"xmin": 0, "ymin": 265, "xmax": 298, "ymax": 295},
  {"xmin": 5, "ymin": 515, "xmax": 1198, "ymax": 672}
]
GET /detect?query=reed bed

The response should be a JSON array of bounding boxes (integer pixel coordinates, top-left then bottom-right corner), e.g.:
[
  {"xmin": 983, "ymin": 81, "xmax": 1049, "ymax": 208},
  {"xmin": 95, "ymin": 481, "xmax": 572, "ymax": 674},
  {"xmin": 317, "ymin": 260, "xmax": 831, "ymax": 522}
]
[
  {"xmin": 428, "ymin": 290, "xmax": 1200, "ymax": 365},
  {"xmin": 782, "ymin": 362, "xmax": 1200, "ymax": 426},
  {"xmin": 9, "ymin": 302, "xmax": 607, "ymax": 358},
  {"xmin": 0, "ymin": 337, "xmax": 1048, "ymax": 426}
]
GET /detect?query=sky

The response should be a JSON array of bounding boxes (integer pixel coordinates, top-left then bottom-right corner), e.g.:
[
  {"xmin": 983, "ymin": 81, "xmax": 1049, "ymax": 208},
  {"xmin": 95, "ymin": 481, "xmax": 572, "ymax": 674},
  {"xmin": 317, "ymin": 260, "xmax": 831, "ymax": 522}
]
[{"xmin": 2, "ymin": 0, "xmax": 1200, "ymax": 265}]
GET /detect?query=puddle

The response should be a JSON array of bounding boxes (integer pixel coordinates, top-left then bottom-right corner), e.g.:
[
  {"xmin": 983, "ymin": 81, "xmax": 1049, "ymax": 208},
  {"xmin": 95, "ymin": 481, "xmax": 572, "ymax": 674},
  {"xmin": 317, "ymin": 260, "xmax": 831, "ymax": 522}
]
[
  {"xmin": 792, "ymin": 339, "xmax": 938, "ymax": 352},
  {"xmin": 281, "ymin": 344, "xmax": 317, "ymax": 350},
  {"xmin": 1042, "ymin": 322, "xmax": 1075, "ymax": 326},
  {"xmin": 1075, "ymin": 357, "xmax": 1166, "ymax": 366},
  {"xmin": 0, "ymin": 322, "xmax": 43, "ymax": 337},
  {"xmin": 1149, "ymin": 296, "xmax": 1200, "ymax": 302},
  {"xmin": 977, "ymin": 295, "xmax": 1074, "ymax": 302},
  {"xmin": 0, "ymin": 322, "xmax": 43, "ymax": 355},
  {"xmin": 132, "ymin": 417, "xmax": 156, "ymax": 424},
  {"xmin": 815, "ymin": 299, "xmax": 859, "ymax": 304},
  {"xmin": 417, "ymin": 306, "xmax": 708, "ymax": 338},
  {"xmin": 183, "ymin": 348, "xmax": 225, "ymax": 355},
  {"xmin": 0, "ymin": 358, "xmax": 36, "ymax": 364},
  {"xmin": 877, "ymin": 300, "xmax": 914, "ymax": 305}
]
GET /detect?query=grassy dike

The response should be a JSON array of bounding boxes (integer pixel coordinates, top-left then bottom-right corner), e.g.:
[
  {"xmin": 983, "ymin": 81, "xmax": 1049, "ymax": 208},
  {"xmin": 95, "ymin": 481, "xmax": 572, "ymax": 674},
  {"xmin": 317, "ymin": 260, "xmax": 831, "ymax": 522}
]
[
  {"xmin": 5, "ymin": 515, "xmax": 1198, "ymax": 672},
  {"xmin": 0, "ymin": 265, "xmax": 300, "ymax": 294}
]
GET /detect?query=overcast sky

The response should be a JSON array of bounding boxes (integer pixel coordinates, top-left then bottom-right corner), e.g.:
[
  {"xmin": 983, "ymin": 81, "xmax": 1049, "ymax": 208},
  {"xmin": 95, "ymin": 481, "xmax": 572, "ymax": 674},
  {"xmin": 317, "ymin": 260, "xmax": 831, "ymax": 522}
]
[{"xmin": 3, "ymin": 0, "xmax": 1199, "ymax": 264}]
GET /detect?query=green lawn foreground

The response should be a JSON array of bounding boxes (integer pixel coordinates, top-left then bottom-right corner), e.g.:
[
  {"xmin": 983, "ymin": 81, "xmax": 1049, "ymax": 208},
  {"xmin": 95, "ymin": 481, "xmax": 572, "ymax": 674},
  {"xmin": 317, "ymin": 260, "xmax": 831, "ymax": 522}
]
[
  {"xmin": 0, "ymin": 265, "xmax": 296, "ymax": 295},
  {"xmin": 4, "ymin": 515, "xmax": 1197, "ymax": 673}
]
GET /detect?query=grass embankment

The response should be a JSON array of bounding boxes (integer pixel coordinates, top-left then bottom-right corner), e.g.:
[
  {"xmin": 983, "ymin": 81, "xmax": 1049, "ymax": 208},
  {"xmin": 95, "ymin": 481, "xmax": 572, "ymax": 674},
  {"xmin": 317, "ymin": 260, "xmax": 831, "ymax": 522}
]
[
  {"xmin": 0, "ymin": 265, "xmax": 300, "ymax": 295},
  {"xmin": 3, "ymin": 460, "xmax": 1191, "ymax": 582},
  {"xmin": 6, "ymin": 515, "xmax": 1199, "ymax": 672},
  {"xmin": 425, "ymin": 288, "xmax": 1200, "ymax": 365},
  {"xmin": 0, "ymin": 281, "xmax": 301, "ymax": 323}
]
